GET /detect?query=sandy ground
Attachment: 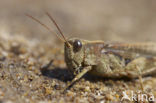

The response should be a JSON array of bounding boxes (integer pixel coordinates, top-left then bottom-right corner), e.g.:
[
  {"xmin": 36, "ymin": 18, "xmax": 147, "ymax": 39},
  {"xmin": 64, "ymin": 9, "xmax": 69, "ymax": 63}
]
[{"xmin": 0, "ymin": 0, "xmax": 156, "ymax": 103}]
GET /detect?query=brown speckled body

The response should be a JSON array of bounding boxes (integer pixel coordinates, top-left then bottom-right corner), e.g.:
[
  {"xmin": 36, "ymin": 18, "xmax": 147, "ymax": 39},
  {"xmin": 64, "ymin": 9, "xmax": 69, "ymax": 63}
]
[{"xmin": 65, "ymin": 38, "xmax": 156, "ymax": 78}]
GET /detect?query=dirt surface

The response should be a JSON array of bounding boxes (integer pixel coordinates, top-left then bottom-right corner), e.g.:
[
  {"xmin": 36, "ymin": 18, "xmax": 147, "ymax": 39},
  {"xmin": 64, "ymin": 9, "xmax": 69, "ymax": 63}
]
[{"xmin": 0, "ymin": 0, "xmax": 156, "ymax": 103}]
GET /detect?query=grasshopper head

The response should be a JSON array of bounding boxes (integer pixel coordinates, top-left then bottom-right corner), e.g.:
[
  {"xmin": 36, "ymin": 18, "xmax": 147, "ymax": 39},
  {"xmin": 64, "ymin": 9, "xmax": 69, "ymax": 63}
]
[
  {"xmin": 26, "ymin": 13, "xmax": 85, "ymax": 74},
  {"xmin": 64, "ymin": 38, "xmax": 85, "ymax": 72}
]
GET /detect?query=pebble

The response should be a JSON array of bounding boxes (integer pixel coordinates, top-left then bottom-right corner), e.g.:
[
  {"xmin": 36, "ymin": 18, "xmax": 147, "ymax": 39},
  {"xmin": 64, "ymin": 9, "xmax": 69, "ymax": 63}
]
[
  {"xmin": 45, "ymin": 87, "xmax": 52, "ymax": 95},
  {"xmin": 84, "ymin": 86, "xmax": 90, "ymax": 92},
  {"xmin": 105, "ymin": 94, "xmax": 114, "ymax": 101}
]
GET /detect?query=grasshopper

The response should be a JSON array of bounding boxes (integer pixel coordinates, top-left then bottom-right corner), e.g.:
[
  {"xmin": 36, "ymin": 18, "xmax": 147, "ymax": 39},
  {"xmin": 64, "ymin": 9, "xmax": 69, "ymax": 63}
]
[{"xmin": 26, "ymin": 13, "xmax": 156, "ymax": 92}]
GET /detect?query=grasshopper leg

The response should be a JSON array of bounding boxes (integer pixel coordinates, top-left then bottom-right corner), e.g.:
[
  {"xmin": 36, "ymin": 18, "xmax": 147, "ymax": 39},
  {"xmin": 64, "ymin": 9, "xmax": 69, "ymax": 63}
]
[
  {"xmin": 125, "ymin": 57, "xmax": 156, "ymax": 92},
  {"xmin": 136, "ymin": 65, "xmax": 144, "ymax": 92},
  {"xmin": 125, "ymin": 57, "xmax": 156, "ymax": 78},
  {"xmin": 63, "ymin": 66, "xmax": 92, "ymax": 93}
]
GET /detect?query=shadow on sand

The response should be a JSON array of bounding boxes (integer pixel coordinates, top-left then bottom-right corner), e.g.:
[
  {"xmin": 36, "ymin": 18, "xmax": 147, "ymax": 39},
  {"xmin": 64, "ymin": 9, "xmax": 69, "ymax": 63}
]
[{"xmin": 40, "ymin": 66, "xmax": 133, "ymax": 84}]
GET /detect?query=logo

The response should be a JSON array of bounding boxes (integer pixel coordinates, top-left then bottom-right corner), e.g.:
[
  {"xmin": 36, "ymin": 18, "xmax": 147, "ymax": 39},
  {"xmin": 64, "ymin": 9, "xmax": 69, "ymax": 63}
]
[{"xmin": 121, "ymin": 91, "xmax": 155, "ymax": 102}]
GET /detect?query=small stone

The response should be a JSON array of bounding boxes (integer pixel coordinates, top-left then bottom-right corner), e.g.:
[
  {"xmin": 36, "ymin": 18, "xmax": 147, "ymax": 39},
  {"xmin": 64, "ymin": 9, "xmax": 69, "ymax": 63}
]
[
  {"xmin": 105, "ymin": 94, "xmax": 114, "ymax": 101},
  {"xmin": 54, "ymin": 84, "xmax": 61, "ymax": 90},
  {"xmin": 115, "ymin": 94, "xmax": 120, "ymax": 100},
  {"xmin": 66, "ymin": 91, "xmax": 75, "ymax": 97},
  {"xmin": 100, "ymin": 100, "xmax": 105, "ymax": 103},
  {"xmin": 84, "ymin": 86, "xmax": 90, "ymax": 92},
  {"xmin": 27, "ymin": 58, "xmax": 35, "ymax": 66},
  {"xmin": 45, "ymin": 87, "xmax": 52, "ymax": 95},
  {"xmin": 0, "ymin": 89, "xmax": 4, "ymax": 99}
]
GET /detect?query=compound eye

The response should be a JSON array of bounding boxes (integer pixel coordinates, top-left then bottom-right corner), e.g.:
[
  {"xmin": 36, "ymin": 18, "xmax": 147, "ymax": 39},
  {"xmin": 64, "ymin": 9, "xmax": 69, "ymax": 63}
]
[{"xmin": 73, "ymin": 39, "xmax": 82, "ymax": 52}]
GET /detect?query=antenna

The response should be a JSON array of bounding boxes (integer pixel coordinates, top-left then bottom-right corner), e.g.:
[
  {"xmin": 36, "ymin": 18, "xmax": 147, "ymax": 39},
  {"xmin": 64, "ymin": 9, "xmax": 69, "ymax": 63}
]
[
  {"xmin": 26, "ymin": 14, "xmax": 64, "ymax": 42},
  {"xmin": 45, "ymin": 12, "xmax": 71, "ymax": 47}
]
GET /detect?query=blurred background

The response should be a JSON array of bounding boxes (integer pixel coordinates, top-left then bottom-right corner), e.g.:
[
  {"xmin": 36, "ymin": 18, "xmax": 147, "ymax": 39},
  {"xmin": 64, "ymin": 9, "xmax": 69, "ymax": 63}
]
[{"xmin": 0, "ymin": 0, "xmax": 156, "ymax": 45}]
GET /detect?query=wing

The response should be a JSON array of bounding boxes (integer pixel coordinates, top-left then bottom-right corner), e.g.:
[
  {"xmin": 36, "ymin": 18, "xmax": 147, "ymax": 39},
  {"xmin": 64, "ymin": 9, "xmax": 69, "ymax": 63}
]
[
  {"xmin": 103, "ymin": 42, "xmax": 156, "ymax": 57},
  {"xmin": 84, "ymin": 41, "xmax": 156, "ymax": 63}
]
